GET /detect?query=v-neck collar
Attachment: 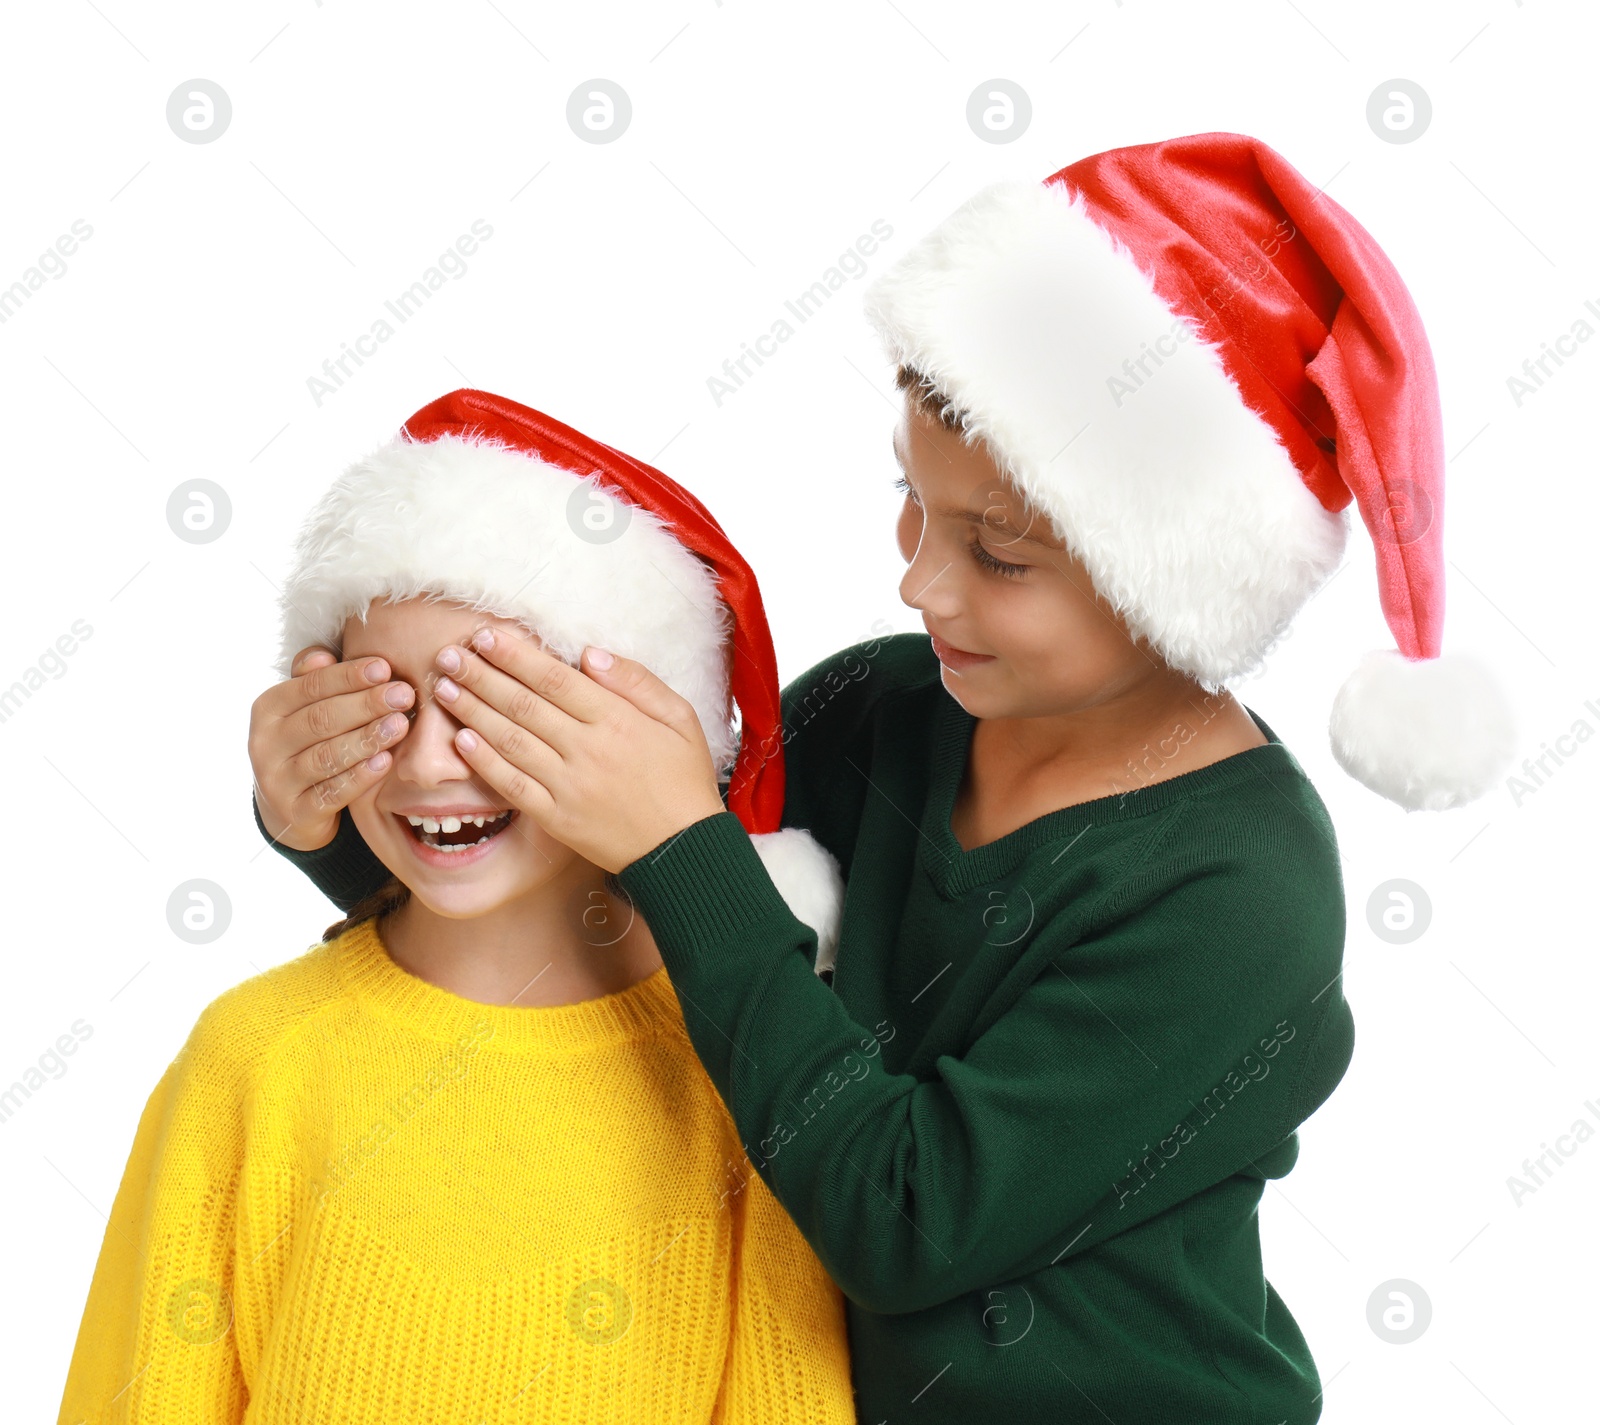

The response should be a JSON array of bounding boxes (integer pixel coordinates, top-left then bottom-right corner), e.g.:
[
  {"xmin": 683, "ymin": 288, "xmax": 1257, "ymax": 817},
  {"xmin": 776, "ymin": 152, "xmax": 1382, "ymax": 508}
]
[{"xmin": 917, "ymin": 688, "xmax": 1296, "ymax": 898}]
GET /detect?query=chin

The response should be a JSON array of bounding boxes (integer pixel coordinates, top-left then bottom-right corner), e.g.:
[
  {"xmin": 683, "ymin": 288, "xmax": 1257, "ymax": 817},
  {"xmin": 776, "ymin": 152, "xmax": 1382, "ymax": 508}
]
[
  {"xmin": 938, "ymin": 664, "xmax": 1014, "ymax": 720},
  {"xmin": 377, "ymin": 847, "xmax": 549, "ymax": 920},
  {"xmin": 405, "ymin": 878, "xmax": 531, "ymax": 920}
]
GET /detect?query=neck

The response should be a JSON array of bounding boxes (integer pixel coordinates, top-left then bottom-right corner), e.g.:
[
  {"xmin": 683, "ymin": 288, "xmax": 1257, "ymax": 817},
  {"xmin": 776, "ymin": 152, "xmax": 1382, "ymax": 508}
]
[
  {"xmin": 1037, "ymin": 670, "xmax": 1240, "ymax": 769},
  {"xmin": 955, "ymin": 663, "xmax": 1263, "ymax": 847},
  {"xmin": 378, "ymin": 858, "xmax": 663, "ymax": 1010}
]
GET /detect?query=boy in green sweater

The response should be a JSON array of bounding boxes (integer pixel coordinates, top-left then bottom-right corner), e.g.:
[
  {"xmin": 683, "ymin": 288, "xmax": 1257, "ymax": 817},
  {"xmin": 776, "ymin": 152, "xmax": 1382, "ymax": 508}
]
[{"xmin": 250, "ymin": 133, "xmax": 1512, "ymax": 1421}]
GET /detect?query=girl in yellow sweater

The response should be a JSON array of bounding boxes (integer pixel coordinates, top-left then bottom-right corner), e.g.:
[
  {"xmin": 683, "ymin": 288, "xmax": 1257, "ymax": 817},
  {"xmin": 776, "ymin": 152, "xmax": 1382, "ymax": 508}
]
[{"xmin": 58, "ymin": 390, "xmax": 855, "ymax": 1424}]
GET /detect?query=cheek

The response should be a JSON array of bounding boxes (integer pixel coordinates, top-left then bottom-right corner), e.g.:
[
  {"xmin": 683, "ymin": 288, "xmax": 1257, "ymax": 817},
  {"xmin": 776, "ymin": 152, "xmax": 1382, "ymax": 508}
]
[
  {"xmin": 967, "ymin": 569, "xmax": 1072, "ymax": 651},
  {"xmin": 476, "ymin": 815, "xmax": 582, "ymax": 901},
  {"xmin": 975, "ymin": 580, "xmax": 1045, "ymax": 653},
  {"xmin": 345, "ymin": 784, "xmax": 389, "ymax": 847},
  {"xmin": 347, "ymin": 792, "xmax": 421, "ymax": 879},
  {"xmin": 517, "ymin": 818, "xmax": 577, "ymax": 874},
  {"xmin": 1000, "ymin": 580, "xmax": 1136, "ymax": 688}
]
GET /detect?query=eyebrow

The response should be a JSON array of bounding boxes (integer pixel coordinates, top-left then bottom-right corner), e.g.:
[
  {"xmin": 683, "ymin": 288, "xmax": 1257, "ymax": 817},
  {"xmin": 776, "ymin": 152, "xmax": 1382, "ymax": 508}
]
[{"xmin": 892, "ymin": 434, "xmax": 1061, "ymax": 550}]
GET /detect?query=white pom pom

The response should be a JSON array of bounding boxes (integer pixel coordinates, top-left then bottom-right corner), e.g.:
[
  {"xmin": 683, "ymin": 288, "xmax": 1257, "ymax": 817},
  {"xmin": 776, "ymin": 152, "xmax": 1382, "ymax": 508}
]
[
  {"xmin": 1329, "ymin": 649, "xmax": 1516, "ymax": 811},
  {"xmin": 750, "ymin": 828, "xmax": 846, "ymax": 975}
]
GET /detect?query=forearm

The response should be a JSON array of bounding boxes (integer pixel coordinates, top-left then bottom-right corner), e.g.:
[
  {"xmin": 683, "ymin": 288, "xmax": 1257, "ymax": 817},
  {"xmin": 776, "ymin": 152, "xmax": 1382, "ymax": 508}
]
[
  {"xmin": 621, "ymin": 814, "xmax": 1078, "ymax": 1312},
  {"xmin": 617, "ymin": 810, "xmax": 1351, "ymax": 1316}
]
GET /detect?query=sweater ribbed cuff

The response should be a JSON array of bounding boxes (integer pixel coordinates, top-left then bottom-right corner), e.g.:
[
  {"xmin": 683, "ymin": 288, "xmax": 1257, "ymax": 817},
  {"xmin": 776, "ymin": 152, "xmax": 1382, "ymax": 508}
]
[
  {"xmin": 251, "ymin": 790, "xmax": 383, "ymax": 915},
  {"xmin": 617, "ymin": 812, "xmax": 799, "ymax": 967}
]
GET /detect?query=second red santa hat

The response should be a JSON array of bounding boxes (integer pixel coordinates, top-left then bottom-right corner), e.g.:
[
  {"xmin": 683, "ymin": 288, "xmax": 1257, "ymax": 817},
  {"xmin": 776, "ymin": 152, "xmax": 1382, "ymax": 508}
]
[{"xmin": 865, "ymin": 130, "xmax": 1515, "ymax": 811}]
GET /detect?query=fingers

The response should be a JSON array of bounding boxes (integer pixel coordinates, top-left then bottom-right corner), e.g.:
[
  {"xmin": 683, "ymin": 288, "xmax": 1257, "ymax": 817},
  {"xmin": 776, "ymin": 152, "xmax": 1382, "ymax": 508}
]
[
  {"xmin": 290, "ymin": 645, "xmax": 339, "ymax": 677},
  {"xmin": 281, "ymin": 676, "xmax": 414, "ymax": 757},
  {"xmin": 293, "ymin": 740, "xmax": 400, "ymax": 829},
  {"xmin": 452, "ymin": 726, "xmax": 561, "ymax": 830},
  {"xmin": 286, "ymin": 705, "xmax": 413, "ymax": 806},
  {"xmin": 249, "ymin": 646, "xmax": 420, "ymax": 852},
  {"xmin": 433, "ymin": 672, "xmax": 565, "ymax": 791},
  {"xmin": 436, "ymin": 639, "xmax": 585, "ymax": 756},
  {"xmin": 453, "ymin": 626, "xmax": 614, "ymax": 724},
  {"xmin": 275, "ymin": 648, "xmax": 402, "ymax": 719},
  {"xmin": 580, "ymin": 647, "xmax": 704, "ymax": 738}
]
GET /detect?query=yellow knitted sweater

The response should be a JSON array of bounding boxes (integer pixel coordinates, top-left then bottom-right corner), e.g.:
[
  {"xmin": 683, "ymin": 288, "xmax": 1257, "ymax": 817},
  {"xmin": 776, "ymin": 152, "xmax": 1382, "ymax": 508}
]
[{"xmin": 58, "ymin": 919, "xmax": 856, "ymax": 1423}]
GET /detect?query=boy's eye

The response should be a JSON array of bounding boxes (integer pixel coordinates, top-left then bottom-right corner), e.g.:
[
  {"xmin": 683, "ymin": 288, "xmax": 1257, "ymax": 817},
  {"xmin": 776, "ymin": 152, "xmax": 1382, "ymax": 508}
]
[
  {"xmin": 892, "ymin": 473, "xmax": 920, "ymax": 504},
  {"xmin": 968, "ymin": 535, "xmax": 1029, "ymax": 579}
]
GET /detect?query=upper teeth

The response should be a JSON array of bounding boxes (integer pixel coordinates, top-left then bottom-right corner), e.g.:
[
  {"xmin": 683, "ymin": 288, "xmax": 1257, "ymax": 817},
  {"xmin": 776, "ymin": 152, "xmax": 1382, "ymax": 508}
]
[{"xmin": 405, "ymin": 813, "xmax": 505, "ymax": 834}]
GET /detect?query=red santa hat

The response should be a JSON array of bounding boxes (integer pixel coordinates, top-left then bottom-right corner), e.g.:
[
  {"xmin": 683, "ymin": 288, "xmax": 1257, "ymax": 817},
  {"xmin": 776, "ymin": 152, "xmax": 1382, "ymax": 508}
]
[
  {"xmin": 278, "ymin": 388, "xmax": 845, "ymax": 965},
  {"xmin": 864, "ymin": 131, "xmax": 1515, "ymax": 811}
]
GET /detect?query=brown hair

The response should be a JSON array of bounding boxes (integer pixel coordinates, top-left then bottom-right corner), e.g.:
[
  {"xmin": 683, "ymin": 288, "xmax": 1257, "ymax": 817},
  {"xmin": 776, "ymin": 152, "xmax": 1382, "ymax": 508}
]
[
  {"xmin": 896, "ymin": 364, "xmax": 1070, "ymax": 559},
  {"xmin": 895, "ymin": 365, "xmax": 967, "ymax": 433},
  {"xmin": 322, "ymin": 875, "xmax": 410, "ymax": 943}
]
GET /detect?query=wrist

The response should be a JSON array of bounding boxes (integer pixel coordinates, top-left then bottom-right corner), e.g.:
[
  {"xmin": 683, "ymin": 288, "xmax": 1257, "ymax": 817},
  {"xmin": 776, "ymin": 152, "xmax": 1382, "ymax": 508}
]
[
  {"xmin": 260, "ymin": 799, "xmax": 339, "ymax": 853},
  {"xmin": 662, "ymin": 788, "xmax": 728, "ymax": 844},
  {"xmin": 618, "ymin": 811, "xmax": 795, "ymax": 962},
  {"xmin": 621, "ymin": 795, "xmax": 725, "ymax": 872}
]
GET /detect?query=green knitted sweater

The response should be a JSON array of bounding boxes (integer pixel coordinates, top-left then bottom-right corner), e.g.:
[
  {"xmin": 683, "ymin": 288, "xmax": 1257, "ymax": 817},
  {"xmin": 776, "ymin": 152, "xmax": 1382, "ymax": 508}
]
[{"xmin": 259, "ymin": 633, "xmax": 1355, "ymax": 1423}]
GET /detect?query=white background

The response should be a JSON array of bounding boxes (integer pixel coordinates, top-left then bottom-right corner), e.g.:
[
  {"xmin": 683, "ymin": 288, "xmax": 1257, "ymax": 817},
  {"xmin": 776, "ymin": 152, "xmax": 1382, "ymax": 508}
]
[{"xmin": 4, "ymin": 1, "xmax": 1593, "ymax": 1419}]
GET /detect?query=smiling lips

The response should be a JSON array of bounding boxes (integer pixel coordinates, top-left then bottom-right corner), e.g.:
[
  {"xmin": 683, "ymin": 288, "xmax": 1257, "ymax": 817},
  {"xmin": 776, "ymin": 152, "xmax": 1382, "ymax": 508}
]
[
  {"xmin": 393, "ymin": 808, "xmax": 517, "ymax": 860},
  {"xmin": 927, "ymin": 631, "xmax": 995, "ymax": 672}
]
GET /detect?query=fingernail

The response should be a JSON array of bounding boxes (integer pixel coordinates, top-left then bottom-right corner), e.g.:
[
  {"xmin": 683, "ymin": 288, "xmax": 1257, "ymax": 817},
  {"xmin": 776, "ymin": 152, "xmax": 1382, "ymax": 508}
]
[
  {"xmin": 384, "ymin": 683, "xmax": 412, "ymax": 708},
  {"xmin": 379, "ymin": 713, "xmax": 407, "ymax": 738},
  {"xmin": 471, "ymin": 628, "xmax": 494, "ymax": 651},
  {"xmin": 364, "ymin": 660, "xmax": 389, "ymax": 683},
  {"xmin": 366, "ymin": 750, "xmax": 391, "ymax": 772},
  {"xmin": 436, "ymin": 646, "xmax": 462, "ymax": 674},
  {"xmin": 456, "ymin": 728, "xmax": 478, "ymax": 753},
  {"xmin": 587, "ymin": 647, "xmax": 614, "ymax": 670},
  {"xmin": 435, "ymin": 676, "xmax": 459, "ymax": 703}
]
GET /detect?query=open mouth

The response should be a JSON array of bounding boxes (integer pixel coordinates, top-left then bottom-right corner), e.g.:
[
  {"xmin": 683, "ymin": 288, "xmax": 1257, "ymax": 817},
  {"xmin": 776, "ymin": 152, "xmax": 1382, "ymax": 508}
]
[{"xmin": 399, "ymin": 809, "xmax": 518, "ymax": 854}]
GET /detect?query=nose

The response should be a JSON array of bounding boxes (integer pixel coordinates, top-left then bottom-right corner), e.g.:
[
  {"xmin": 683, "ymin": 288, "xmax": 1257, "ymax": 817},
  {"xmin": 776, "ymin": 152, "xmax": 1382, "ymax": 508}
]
[
  {"xmin": 898, "ymin": 524, "xmax": 962, "ymax": 621},
  {"xmin": 389, "ymin": 692, "xmax": 475, "ymax": 788}
]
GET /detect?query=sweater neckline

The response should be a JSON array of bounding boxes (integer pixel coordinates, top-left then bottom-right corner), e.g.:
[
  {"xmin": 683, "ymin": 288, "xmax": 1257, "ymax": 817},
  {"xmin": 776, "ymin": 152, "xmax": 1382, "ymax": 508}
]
[
  {"xmin": 920, "ymin": 689, "xmax": 1294, "ymax": 897},
  {"xmin": 333, "ymin": 917, "xmax": 682, "ymax": 1050}
]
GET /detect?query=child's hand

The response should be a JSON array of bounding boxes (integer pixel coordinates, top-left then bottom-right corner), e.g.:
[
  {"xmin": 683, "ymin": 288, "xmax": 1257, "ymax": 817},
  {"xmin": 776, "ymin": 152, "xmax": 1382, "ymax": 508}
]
[
  {"xmin": 248, "ymin": 646, "xmax": 416, "ymax": 852},
  {"xmin": 432, "ymin": 629, "xmax": 726, "ymax": 874}
]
